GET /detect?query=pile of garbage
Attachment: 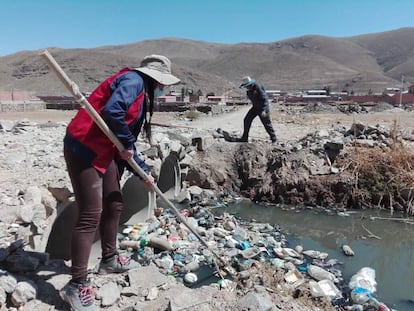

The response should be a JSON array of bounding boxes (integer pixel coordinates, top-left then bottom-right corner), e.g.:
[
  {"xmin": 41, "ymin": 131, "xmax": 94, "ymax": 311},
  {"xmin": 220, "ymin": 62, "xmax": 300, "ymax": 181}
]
[
  {"xmin": 113, "ymin": 194, "xmax": 394, "ymax": 310},
  {"xmin": 347, "ymin": 267, "xmax": 390, "ymax": 311},
  {"xmin": 0, "ymin": 189, "xmax": 396, "ymax": 310}
]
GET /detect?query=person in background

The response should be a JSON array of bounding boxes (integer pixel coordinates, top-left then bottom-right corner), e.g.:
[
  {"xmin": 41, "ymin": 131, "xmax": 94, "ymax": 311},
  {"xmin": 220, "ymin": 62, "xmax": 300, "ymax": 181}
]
[
  {"xmin": 238, "ymin": 76, "xmax": 277, "ymax": 144},
  {"xmin": 60, "ymin": 55, "xmax": 180, "ymax": 311}
]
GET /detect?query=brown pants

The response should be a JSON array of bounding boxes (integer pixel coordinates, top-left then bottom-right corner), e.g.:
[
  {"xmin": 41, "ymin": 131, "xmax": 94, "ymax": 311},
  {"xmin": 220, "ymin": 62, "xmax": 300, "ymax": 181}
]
[{"xmin": 64, "ymin": 146, "xmax": 123, "ymax": 282}]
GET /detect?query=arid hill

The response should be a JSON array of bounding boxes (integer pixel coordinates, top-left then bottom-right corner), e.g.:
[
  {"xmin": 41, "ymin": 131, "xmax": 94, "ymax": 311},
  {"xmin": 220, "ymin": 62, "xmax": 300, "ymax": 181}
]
[{"xmin": 0, "ymin": 27, "xmax": 413, "ymax": 96}]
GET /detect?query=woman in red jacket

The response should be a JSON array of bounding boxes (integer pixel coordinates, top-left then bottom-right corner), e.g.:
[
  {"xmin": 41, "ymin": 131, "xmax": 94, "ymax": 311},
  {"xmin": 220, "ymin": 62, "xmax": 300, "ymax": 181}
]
[{"xmin": 60, "ymin": 55, "xmax": 180, "ymax": 311}]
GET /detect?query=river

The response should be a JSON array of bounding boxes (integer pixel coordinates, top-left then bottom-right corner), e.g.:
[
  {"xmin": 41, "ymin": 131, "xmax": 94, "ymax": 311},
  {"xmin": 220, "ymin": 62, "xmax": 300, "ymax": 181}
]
[{"xmin": 218, "ymin": 200, "xmax": 414, "ymax": 311}]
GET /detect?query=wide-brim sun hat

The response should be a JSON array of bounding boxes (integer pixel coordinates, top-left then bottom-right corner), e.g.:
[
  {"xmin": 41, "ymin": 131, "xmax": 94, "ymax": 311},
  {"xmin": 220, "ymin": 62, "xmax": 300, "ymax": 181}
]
[
  {"xmin": 239, "ymin": 76, "xmax": 255, "ymax": 88},
  {"xmin": 134, "ymin": 55, "xmax": 180, "ymax": 86}
]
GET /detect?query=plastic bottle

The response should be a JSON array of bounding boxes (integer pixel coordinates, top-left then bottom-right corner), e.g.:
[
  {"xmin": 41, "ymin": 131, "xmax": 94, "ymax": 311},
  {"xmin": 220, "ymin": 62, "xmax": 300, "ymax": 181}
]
[
  {"xmin": 350, "ymin": 286, "xmax": 372, "ymax": 304},
  {"xmin": 368, "ymin": 297, "xmax": 390, "ymax": 311},
  {"xmin": 147, "ymin": 219, "xmax": 160, "ymax": 233},
  {"xmin": 136, "ymin": 248, "xmax": 144, "ymax": 256},
  {"xmin": 351, "ymin": 304, "xmax": 363, "ymax": 311},
  {"xmin": 139, "ymin": 238, "xmax": 148, "ymax": 248},
  {"xmin": 233, "ymin": 227, "xmax": 248, "ymax": 241},
  {"xmin": 236, "ymin": 241, "xmax": 250, "ymax": 250}
]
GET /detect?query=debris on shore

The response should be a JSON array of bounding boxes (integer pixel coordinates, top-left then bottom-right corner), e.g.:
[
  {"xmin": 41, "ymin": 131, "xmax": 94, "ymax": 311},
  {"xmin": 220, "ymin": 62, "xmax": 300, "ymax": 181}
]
[{"xmin": 0, "ymin": 104, "xmax": 411, "ymax": 310}]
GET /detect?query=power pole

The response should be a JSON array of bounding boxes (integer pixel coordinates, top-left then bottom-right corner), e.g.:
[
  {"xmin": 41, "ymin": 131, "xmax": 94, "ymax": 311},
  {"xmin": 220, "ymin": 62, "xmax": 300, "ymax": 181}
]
[{"xmin": 399, "ymin": 75, "xmax": 404, "ymax": 107}]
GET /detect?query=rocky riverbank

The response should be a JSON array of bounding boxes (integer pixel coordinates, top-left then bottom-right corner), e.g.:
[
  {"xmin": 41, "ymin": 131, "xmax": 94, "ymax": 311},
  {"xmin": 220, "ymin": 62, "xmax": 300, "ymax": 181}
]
[
  {"xmin": 0, "ymin": 103, "xmax": 413, "ymax": 310},
  {"xmin": 0, "ymin": 117, "xmax": 328, "ymax": 311}
]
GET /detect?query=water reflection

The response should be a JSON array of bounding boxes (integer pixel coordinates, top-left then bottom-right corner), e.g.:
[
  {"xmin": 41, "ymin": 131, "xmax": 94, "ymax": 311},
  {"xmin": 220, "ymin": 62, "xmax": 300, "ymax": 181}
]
[{"xmin": 219, "ymin": 201, "xmax": 414, "ymax": 311}]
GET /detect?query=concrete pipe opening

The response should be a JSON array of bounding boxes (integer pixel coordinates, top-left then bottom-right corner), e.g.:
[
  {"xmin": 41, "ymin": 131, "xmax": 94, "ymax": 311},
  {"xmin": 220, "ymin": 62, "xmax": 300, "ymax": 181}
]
[
  {"xmin": 45, "ymin": 153, "xmax": 181, "ymax": 267},
  {"xmin": 121, "ymin": 153, "xmax": 181, "ymax": 224},
  {"xmin": 156, "ymin": 154, "xmax": 181, "ymax": 200}
]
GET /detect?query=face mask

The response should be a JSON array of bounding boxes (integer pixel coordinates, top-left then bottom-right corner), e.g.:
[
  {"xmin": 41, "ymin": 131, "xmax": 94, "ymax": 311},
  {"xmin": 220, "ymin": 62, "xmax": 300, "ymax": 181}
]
[{"xmin": 154, "ymin": 87, "xmax": 165, "ymax": 97}]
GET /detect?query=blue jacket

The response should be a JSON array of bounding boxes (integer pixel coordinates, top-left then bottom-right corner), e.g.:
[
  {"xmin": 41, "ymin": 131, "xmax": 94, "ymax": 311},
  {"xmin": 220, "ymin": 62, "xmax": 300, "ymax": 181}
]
[{"xmin": 64, "ymin": 69, "xmax": 148, "ymax": 174}]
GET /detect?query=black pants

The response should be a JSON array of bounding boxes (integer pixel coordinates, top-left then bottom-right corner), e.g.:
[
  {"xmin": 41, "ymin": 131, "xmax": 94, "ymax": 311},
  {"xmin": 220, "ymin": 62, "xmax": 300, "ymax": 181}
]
[
  {"xmin": 240, "ymin": 107, "xmax": 277, "ymax": 142},
  {"xmin": 64, "ymin": 146, "xmax": 123, "ymax": 282}
]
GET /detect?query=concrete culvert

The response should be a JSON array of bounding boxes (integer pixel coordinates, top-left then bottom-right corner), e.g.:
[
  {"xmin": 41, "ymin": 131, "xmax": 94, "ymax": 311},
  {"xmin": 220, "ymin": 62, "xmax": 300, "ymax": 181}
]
[
  {"xmin": 119, "ymin": 176, "xmax": 156, "ymax": 225},
  {"xmin": 156, "ymin": 154, "xmax": 181, "ymax": 200},
  {"xmin": 45, "ymin": 154, "xmax": 181, "ymax": 267},
  {"xmin": 121, "ymin": 153, "xmax": 181, "ymax": 224}
]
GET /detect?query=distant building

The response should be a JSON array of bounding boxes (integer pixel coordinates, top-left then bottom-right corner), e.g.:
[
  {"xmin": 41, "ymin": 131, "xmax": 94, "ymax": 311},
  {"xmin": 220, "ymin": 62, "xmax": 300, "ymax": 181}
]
[
  {"xmin": 37, "ymin": 95, "xmax": 79, "ymax": 109},
  {"xmin": 157, "ymin": 95, "xmax": 179, "ymax": 103},
  {"xmin": 0, "ymin": 91, "xmax": 44, "ymax": 112},
  {"xmin": 291, "ymin": 89, "xmax": 331, "ymax": 102},
  {"xmin": 0, "ymin": 90, "xmax": 37, "ymax": 101},
  {"xmin": 384, "ymin": 87, "xmax": 401, "ymax": 93},
  {"xmin": 266, "ymin": 90, "xmax": 285, "ymax": 98},
  {"xmin": 330, "ymin": 91, "xmax": 348, "ymax": 101},
  {"xmin": 206, "ymin": 95, "xmax": 225, "ymax": 103}
]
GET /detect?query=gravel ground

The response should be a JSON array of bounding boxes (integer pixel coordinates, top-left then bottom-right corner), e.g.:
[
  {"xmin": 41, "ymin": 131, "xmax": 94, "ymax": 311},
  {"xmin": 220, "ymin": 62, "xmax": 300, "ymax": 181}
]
[
  {"xmin": 0, "ymin": 104, "xmax": 412, "ymax": 310},
  {"xmin": 2, "ymin": 103, "xmax": 413, "ymax": 141}
]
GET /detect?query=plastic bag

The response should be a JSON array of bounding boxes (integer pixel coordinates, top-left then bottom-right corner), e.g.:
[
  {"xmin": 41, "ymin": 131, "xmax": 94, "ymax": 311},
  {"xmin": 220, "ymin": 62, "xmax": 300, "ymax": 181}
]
[
  {"xmin": 349, "ymin": 267, "xmax": 377, "ymax": 293},
  {"xmin": 350, "ymin": 286, "xmax": 372, "ymax": 304}
]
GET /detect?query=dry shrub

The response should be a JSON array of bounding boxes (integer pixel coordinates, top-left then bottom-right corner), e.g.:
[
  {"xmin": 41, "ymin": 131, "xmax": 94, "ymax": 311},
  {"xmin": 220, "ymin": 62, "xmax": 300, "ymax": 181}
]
[
  {"xmin": 339, "ymin": 137, "xmax": 414, "ymax": 213},
  {"xmin": 185, "ymin": 107, "xmax": 200, "ymax": 120}
]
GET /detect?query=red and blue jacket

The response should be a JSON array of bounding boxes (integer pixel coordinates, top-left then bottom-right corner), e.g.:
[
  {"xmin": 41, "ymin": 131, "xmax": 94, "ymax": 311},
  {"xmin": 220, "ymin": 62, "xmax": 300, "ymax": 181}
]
[{"xmin": 64, "ymin": 68, "xmax": 148, "ymax": 174}]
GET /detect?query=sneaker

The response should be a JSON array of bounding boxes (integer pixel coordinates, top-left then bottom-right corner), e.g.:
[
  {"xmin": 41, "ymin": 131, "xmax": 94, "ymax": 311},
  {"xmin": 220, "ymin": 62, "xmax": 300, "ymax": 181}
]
[
  {"xmin": 60, "ymin": 280, "xmax": 97, "ymax": 311},
  {"xmin": 98, "ymin": 254, "xmax": 140, "ymax": 274}
]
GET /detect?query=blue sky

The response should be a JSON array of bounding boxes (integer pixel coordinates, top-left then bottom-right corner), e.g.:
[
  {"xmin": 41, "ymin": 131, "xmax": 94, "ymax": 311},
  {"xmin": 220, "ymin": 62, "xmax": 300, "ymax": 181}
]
[{"xmin": 1, "ymin": 0, "xmax": 413, "ymax": 56}]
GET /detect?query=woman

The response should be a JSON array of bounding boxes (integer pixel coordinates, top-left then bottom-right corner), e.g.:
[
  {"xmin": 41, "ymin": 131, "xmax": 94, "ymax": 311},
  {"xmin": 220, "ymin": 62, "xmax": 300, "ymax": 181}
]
[{"xmin": 60, "ymin": 55, "xmax": 180, "ymax": 311}]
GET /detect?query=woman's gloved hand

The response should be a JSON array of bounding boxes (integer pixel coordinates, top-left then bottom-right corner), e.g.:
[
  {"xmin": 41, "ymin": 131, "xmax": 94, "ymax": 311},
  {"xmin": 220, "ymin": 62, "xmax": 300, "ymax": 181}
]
[
  {"xmin": 119, "ymin": 149, "xmax": 134, "ymax": 160},
  {"xmin": 143, "ymin": 173, "xmax": 155, "ymax": 188}
]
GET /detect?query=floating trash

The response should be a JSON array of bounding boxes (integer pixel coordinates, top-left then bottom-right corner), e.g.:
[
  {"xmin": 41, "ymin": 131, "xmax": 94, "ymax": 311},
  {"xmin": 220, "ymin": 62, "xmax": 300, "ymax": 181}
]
[{"xmin": 184, "ymin": 272, "xmax": 198, "ymax": 284}]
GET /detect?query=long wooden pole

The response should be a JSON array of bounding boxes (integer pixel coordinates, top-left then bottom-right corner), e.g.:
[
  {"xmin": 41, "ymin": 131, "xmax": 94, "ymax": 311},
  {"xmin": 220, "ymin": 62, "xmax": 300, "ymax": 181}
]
[{"xmin": 40, "ymin": 50, "xmax": 227, "ymax": 267}]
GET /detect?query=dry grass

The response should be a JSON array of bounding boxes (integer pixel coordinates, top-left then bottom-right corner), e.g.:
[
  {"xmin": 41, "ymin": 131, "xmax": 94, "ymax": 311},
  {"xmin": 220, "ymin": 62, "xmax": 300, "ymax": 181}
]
[
  {"xmin": 338, "ymin": 121, "xmax": 414, "ymax": 213},
  {"xmin": 184, "ymin": 107, "xmax": 201, "ymax": 120}
]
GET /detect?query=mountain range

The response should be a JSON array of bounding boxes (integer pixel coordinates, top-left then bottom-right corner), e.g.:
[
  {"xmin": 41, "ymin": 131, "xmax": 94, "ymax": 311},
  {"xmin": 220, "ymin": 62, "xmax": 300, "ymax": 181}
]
[{"xmin": 1, "ymin": 27, "xmax": 414, "ymax": 96}]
